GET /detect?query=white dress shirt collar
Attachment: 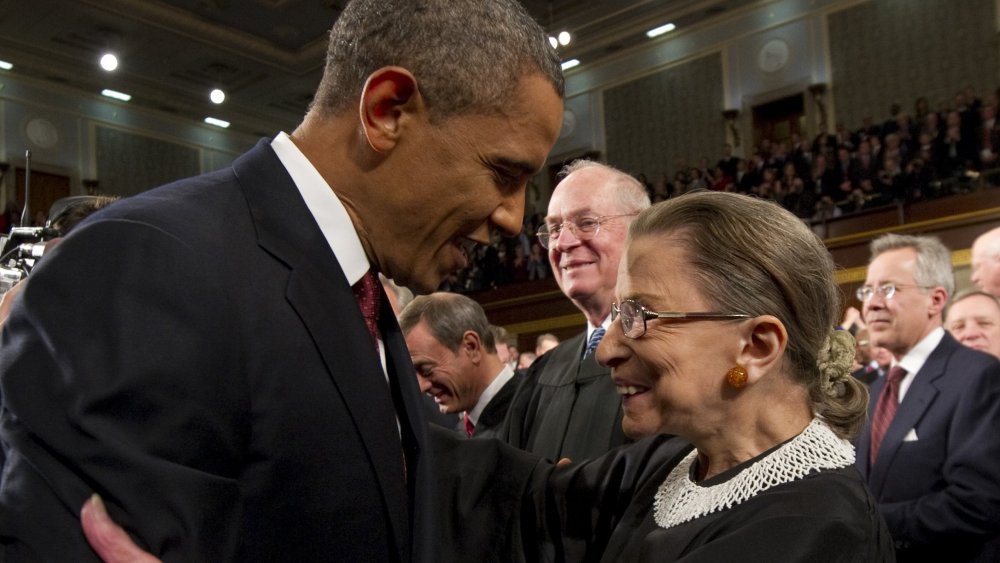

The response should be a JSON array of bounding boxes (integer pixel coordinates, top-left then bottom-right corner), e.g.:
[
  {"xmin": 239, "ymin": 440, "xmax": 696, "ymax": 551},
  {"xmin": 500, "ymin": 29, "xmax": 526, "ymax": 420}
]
[
  {"xmin": 467, "ymin": 364, "xmax": 515, "ymax": 426},
  {"xmin": 269, "ymin": 132, "xmax": 370, "ymax": 285},
  {"xmin": 895, "ymin": 326, "xmax": 945, "ymax": 401}
]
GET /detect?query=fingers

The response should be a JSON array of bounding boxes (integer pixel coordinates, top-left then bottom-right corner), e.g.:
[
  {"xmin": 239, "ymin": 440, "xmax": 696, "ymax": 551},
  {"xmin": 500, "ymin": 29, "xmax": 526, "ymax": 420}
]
[{"xmin": 80, "ymin": 495, "xmax": 161, "ymax": 563}]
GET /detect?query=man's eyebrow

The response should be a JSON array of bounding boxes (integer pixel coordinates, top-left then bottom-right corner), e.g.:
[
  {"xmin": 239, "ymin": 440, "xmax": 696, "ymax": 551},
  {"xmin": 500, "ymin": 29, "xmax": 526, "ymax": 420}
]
[{"xmin": 493, "ymin": 156, "xmax": 538, "ymax": 176}]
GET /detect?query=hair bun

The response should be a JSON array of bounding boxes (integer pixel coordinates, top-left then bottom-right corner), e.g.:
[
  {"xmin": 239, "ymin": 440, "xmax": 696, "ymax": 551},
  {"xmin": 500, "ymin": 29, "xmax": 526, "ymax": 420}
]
[{"xmin": 817, "ymin": 329, "xmax": 855, "ymax": 396}]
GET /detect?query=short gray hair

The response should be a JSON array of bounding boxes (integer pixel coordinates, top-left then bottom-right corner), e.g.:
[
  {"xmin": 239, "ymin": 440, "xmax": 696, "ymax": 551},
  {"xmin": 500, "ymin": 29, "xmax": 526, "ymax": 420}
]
[
  {"xmin": 398, "ymin": 292, "xmax": 496, "ymax": 354},
  {"xmin": 870, "ymin": 234, "xmax": 955, "ymax": 298}
]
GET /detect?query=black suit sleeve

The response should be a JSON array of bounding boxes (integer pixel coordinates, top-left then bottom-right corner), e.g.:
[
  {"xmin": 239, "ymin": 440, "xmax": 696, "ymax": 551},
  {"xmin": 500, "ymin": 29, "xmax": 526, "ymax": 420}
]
[{"xmin": 0, "ymin": 219, "xmax": 246, "ymax": 561}]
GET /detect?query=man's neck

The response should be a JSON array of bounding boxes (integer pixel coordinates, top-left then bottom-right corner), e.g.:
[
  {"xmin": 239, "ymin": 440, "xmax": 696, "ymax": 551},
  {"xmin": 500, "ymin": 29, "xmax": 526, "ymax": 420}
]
[{"xmin": 573, "ymin": 298, "xmax": 611, "ymax": 328}]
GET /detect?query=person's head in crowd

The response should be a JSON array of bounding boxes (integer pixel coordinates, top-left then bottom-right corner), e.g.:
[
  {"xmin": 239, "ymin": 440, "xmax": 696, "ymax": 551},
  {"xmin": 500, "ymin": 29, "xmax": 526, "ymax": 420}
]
[
  {"xmin": 379, "ymin": 274, "xmax": 414, "ymax": 318},
  {"xmin": 853, "ymin": 328, "xmax": 873, "ymax": 370},
  {"xmin": 860, "ymin": 234, "xmax": 953, "ymax": 360},
  {"xmin": 853, "ymin": 328, "xmax": 893, "ymax": 373},
  {"xmin": 597, "ymin": 190, "xmax": 867, "ymax": 449},
  {"xmin": 534, "ymin": 333, "xmax": 559, "ymax": 356},
  {"xmin": 491, "ymin": 325, "xmax": 512, "ymax": 365},
  {"xmin": 507, "ymin": 343, "xmax": 520, "ymax": 366},
  {"xmin": 539, "ymin": 160, "xmax": 651, "ymax": 326},
  {"xmin": 945, "ymin": 289, "xmax": 1000, "ymax": 360},
  {"xmin": 398, "ymin": 292, "xmax": 502, "ymax": 414},
  {"xmin": 517, "ymin": 351, "xmax": 537, "ymax": 370},
  {"xmin": 300, "ymin": 0, "xmax": 564, "ymax": 294},
  {"xmin": 971, "ymin": 226, "xmax": 1000, "ymax": 296}
]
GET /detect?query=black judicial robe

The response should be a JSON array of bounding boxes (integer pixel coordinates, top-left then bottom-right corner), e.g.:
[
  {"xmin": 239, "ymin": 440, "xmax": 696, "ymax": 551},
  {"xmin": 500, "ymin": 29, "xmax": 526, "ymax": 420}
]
[{"xmin": 431, "ymin": 427, "xmax": 894, "ymax": 562}]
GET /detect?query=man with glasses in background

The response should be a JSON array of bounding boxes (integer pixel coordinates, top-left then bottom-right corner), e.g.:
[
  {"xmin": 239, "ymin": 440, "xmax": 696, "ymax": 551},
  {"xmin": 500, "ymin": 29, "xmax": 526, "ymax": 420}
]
[
  {"xmin": 502, "ymin": 160, "xmax": 649, "ymax": 463},
  {"xmin": 854, "ymin": 233, "xmax": 1000, "ymax": 562}
]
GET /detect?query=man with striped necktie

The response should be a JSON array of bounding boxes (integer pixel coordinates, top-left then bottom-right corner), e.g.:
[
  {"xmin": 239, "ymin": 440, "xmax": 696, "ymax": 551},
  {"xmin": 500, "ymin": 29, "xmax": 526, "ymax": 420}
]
[{"xmin": 502, "ymin": 160, "xmax": 650, "ymax": 463}]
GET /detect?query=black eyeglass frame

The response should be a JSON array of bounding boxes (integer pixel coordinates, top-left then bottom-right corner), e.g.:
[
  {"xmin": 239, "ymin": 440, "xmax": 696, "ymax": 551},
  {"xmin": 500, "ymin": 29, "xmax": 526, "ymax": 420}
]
[{"xmin": 611, "ymin": 299, "xmax": 751, "ymax": 339}]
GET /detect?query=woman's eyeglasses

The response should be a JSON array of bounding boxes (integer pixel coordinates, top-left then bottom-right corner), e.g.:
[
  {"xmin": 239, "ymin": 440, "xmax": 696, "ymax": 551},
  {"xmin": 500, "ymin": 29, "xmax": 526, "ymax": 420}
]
[{"xmin": 611, "ymin": 299, "xmax": 751, "ymax": 339}]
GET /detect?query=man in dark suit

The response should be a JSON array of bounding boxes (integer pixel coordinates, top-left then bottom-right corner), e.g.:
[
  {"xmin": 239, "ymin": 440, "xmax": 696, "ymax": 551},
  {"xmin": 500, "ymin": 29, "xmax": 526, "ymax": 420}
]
[
  {"xmin": 855, "ymin": 233, "xmax": 1000, "ymax": 562},
  {"xmin": 503, "ymin": 160, "xmax": 650, "ymax": 463},
  {"xmin": 399, "ymin": 293, "xmax": 520, "ymax": 440},
  {"xmin": 0, "ymin": 0, "xmax": 564, "ymax": 560}
]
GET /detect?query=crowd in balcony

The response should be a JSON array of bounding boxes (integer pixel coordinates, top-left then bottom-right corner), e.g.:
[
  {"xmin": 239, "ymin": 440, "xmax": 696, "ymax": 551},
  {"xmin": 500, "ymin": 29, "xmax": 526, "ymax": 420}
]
[{"xmin": 644, "ymin": 85, "xmax": 1000, "ymax": 223}]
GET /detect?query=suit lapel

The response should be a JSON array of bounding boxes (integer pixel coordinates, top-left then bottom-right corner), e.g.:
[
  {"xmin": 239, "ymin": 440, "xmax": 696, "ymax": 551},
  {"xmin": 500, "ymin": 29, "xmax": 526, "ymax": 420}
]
[
  {"xmin": 233, "ymin": 141, "xmax": 411, "ymax": 558},
  {"xmin": 856, "ymin": 376, "xmax": 883, "ymax": 479},
  {"xmin": 869, "ymin": 336, "xmax": 952, "ymax": 495}
]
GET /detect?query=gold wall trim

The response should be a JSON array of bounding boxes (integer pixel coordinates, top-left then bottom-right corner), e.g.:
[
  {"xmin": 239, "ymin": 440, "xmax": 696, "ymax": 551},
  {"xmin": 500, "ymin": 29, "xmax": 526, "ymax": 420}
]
[
  {"xmin": 824, "ymin": 206, "xmax": 1000, "ymax": 247},
  {"xmin": 504, "ymin": 313, "xmax": 586, "ymax": 335},
  {"xmin": 481, "ymin": 289, "xmax": 566, "ymax": 310}
]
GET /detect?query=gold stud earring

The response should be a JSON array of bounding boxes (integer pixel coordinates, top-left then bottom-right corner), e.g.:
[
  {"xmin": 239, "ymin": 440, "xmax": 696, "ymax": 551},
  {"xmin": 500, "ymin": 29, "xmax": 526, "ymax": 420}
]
[{"xmin": 727, "ymin": 365, "xmax": 748, "ymax": 389}]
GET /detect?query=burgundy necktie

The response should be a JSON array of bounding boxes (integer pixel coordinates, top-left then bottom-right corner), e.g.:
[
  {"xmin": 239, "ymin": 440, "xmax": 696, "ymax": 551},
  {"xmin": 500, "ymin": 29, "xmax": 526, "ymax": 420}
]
[
  {"xmin": 463, "ymin": 413, "xmax": 475, "ymax": 438},
  {"xmin": 352, "ymin": 270, "xmax": 381, "ymax": 350},
  {"xmin": 869, "ymin": 365, "xmax": 907, "ymax": 465},
  {"xmin": 353, "ymin": 270, "xmax": 410, "ymax": 480}
]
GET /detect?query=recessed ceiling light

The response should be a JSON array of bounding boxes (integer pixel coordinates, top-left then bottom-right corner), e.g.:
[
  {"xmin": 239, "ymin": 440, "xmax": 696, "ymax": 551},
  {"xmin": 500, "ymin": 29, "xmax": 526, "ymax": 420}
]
[
  {"xmin": 210, "ymin": 88, "xmax": 226, "ymax": 104},
  {"xmin": 204, "ymin": 117, "xmax": 230, "ymax": 128},
  {"xmin": 558, "ymin": 31, "xmax": 571, "ymax": 46},
  {"xmin": 100, "ymin": 53, "xmax": 119, "ymax": 72},
  {"xmin": 561, "ymin": 59, "xmax": 580, "ymax": 71},
  {"xmin": 101, "ymin": 89, "xmax": 131, "ymax": 101},
  {"xmin": 0, "ymin": 60, "xmax": 12, "ymax": 71},
  {"xmin": 646, "ymin": 23, "xmax": 676, "ymax": 38},
  {"xmin": 548, "ymin": 36, "xmax": 558, "ymax": 49}
]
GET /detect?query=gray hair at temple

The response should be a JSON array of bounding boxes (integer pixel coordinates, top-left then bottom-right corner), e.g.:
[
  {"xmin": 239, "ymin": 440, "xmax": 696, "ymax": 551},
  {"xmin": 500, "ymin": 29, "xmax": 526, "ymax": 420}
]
[
  {"xmin": 870, "ymin": 233, "xmax": 955, "ymax": 299},
  {"xmin": 398, "ymin": 292, "xmax": 496, "ymax": 354},
  {"xmin": 312, "ymin": 0, "xmax": 564, "ymax": 120},
  {"xmin": 558, "ymin": 159, "xmax": 651, "ymax": 214},
  {"xmin": 628, "ymin": 191, "xmax": 868, "ymax": 439}
]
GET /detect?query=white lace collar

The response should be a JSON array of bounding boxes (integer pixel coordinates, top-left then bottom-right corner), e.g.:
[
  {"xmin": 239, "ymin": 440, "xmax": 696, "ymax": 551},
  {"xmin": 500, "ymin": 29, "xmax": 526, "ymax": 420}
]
[{"xmin": 653, "ymin": 418, "xmax": 855, "ymax": 529}]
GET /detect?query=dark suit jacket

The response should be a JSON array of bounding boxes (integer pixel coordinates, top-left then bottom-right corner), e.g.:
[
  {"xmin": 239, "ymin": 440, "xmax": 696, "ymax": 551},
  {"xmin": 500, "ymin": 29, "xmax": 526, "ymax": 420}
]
[
  {"xmin": 502, "ymin": 332, "xmax": 628, "ymax": 463},
  {"xmin": 851, "ymin": 364, "xmax": 883, "ymax": 386},
  {"xmin": 855, "ymin": 332, "xmax": 1000, "ymax": 561},
  {"xmin": 0, "ymin": 140, "xmax": 434, "ymax": 562},
  {"xmin": 467, "ymin": 373, "xmax": 521, "ymax": 440}
]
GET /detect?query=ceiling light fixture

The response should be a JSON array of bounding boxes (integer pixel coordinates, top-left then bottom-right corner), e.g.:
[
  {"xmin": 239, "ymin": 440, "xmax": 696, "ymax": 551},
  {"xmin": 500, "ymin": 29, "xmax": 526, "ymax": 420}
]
[
  {"xmin": 210, "ymin": 88, "xmax": 226, "ymax": 104},
  {"xmin": 0, "ymin": 60, "xmax": 12, "ymax": 71},
  {"xmin": 100, "ymin": 53, "xmax": 119, "ymax": 72},
  {"xmin": 101, "ymin": 89, "xmax": 131, "ymax": 101},
  {"xmin": 646, "ymin": 23, "xmax": 676, "ymax": 38},
  {"xmin": 548, "ymin": 36, "xmax": 558, "ymax": 49},
  {"xmin": 558, "ymin": 31, "xmax": 571, "ymax": 46},
  {"xmin": 561, "ymin": 59, "xmax": 580, "ymax": 71},
  {"xmin": 204, "ymin": 117, "xmax": 230, "ymax": 128}
]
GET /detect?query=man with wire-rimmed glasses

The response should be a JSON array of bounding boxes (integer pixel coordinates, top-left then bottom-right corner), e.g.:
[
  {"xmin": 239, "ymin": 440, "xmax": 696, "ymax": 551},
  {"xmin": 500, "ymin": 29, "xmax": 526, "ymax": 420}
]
[
  {"xmin": 854, "ymin": 233, "xmax": 1000, "ymax": 561},
  {"xmin": 502, "ymin": 159, "xmax": 650, "ymax": 464}
]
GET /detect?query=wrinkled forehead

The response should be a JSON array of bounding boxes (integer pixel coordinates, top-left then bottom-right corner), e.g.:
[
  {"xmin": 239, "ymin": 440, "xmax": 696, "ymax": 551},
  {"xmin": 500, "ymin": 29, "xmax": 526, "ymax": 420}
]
[{"xmin": 545, "ymin": 172, "xmax": 620, "ymax": 222}]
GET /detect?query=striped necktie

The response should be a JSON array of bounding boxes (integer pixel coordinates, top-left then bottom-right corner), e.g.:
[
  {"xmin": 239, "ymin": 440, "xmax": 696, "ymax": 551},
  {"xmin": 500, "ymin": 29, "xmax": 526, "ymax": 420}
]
[
  {"xmin": 584, "ymin": 327, "xmax": 606, "ymax": 358},
  {"xmin": 869, "ymin": 365, "xmax": 907, "ymax": 465}
]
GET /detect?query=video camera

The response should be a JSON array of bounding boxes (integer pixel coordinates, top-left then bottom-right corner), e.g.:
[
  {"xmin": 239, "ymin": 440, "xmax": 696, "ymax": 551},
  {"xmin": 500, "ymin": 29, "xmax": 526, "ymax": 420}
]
[
  {"xmin": 0, "ymin": 193, "xmax": 115, "ymax": 297},
  {"xmin": 0, "ymin": 225, "xmax": 60, "ymax": 296}
]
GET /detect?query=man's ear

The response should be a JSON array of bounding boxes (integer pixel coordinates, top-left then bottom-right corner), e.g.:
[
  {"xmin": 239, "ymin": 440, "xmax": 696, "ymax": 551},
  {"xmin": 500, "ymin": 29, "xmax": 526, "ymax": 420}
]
[
  {"xmin": 358, "ymin": 67, "xmax": 421, "ymax": 153},
  {"xmin": 462, "ymin": 330, "xmax": 483, "ymax": 364},
  {"xmin": 927, "ymin": 286, "xmax": 949, "ymax": 318},
  {"xmin": 736, "ymin": 315, "xmax": 788, "ymax": 386}
]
